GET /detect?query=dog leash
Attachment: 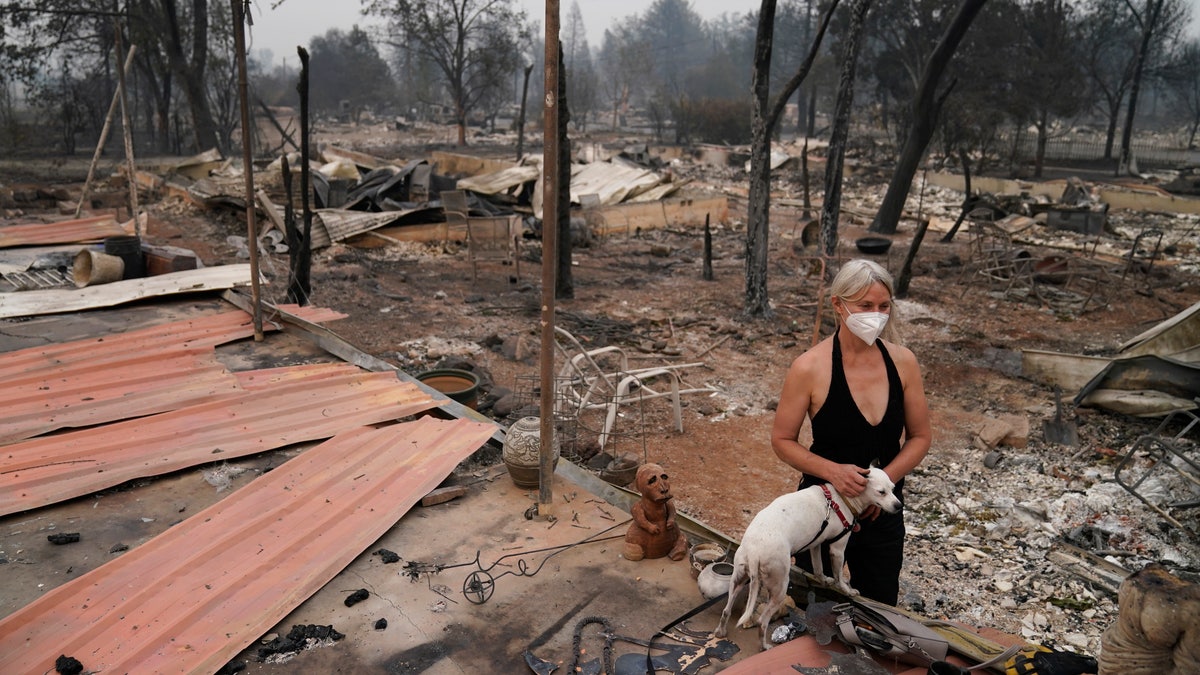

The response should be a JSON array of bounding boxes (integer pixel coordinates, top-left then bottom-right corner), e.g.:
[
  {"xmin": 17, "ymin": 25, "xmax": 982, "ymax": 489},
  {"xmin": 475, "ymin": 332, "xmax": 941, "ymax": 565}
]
[{"xmin": 643, "ymin": 591, "xmax": 728, "ymax": 674}]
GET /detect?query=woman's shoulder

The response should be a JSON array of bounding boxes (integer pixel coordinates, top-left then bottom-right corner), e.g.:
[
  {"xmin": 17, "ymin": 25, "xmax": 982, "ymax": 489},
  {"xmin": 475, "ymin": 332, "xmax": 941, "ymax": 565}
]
[
  {"xmin": 789, "ymin": 336, "xmax": 833, "ymax": 370},
  {"xmin": 881, "ymin": 339, "xmax": 922, "ymax": 372}
]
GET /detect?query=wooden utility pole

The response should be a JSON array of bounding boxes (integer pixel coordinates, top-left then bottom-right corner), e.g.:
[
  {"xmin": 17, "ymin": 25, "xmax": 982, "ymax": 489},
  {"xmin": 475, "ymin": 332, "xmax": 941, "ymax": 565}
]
[{"xmin": 538, "ymin": 0, "xmax": 561, "ymax": 518}]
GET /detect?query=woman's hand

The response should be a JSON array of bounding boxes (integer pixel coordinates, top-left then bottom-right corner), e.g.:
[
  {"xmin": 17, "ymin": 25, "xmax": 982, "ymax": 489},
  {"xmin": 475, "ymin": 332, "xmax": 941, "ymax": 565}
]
[{"xmin": 830, "ymin": 464, "xmax": 869, "ymax": 498}]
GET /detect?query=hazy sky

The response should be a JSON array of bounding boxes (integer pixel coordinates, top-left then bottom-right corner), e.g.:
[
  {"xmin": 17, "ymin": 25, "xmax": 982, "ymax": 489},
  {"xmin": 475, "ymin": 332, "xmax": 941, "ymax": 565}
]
[
  {"xmin": 248, "ymin": 0, "xmax": 763, "ymax": 66},
  {"xmin": 248, "ymin": 0, "xmax": 1200, "ymax": 67}
]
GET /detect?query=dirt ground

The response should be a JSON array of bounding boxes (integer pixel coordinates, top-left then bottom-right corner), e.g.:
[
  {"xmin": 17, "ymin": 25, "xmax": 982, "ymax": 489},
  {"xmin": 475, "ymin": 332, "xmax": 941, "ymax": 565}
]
[{"xmin": 5, "ymin": 126, "xmax": 1200, "ymax": 659}]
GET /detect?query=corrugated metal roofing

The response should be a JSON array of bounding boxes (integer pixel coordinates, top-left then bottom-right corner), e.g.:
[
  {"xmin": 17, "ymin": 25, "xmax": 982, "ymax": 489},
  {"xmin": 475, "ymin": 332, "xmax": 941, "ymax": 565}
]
[
  {"xmin": 0, "ymin": 369, "xmax": 439, "ymax": 517},
  {"xmin": 0, "ymin": 306, "xmax": 342, "ymax": 377},
  {"xmin": 0, "ymin": 215, "xmax": 127, "ymax": 248},
  {"xmin": 0, "ymin": 265, "xmax": 257, "ymax": 319},
  {"xmin": 0, "ymin": 307, "xmax": 348, "ymax": 443},
  {"xmin": 0, "ymin": 348, "xmax": 238, "ymax": 444},
  {"xmin": 0, "ymin": 417, "xmax": 496, "ymax": 675}
]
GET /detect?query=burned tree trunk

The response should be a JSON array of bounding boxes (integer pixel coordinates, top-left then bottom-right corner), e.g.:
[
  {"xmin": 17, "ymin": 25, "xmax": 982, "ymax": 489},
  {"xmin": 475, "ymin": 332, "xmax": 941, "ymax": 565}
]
[
  {"xmin": 744, "ymin": 0, "xmax": 777, "ymax": 319},
  {"xmin": 1099, "ymin": 562, "xmax": 1200, "ymax": 674},
  {"xmin": 287, "ymin": 47, "xmax": 313, "ymax": 306},
  {"xmin": 820, "ymin": 0, "xmax": 872, "ymax": 260},
  {"xmin": 555, "ymin": 43, "xmax": 573, "ymax": 300},
  {"xmin": 869, "ymin": 0, "xmax": 988, "ymax": 235},
  {"xmin": 516, "ymin": 63, "xmax": 534, "ymax": 161},
  {"xmin": 1118, "ymin": 0, "xmax": 1167, "ymax": 175},
  {"xmin": 940, "ymin": 146, "xmax": 974, "ymax": 243},
  {"xmin": 744, "ymin": 0, "xmax": 839, "ymax": 318}
]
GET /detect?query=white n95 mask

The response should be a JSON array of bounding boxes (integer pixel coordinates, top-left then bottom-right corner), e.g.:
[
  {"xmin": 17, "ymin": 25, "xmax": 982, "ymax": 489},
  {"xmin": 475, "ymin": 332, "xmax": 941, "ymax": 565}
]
[{"xmin": 845, "ymin": 311, "xmax": 888, "ymax": 345}]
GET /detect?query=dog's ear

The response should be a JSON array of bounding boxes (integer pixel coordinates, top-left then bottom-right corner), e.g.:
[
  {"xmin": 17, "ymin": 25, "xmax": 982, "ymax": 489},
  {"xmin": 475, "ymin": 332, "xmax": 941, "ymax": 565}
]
[{"xmin": 869, "ymin": 459, "xmax": 881, "ymax": 469}]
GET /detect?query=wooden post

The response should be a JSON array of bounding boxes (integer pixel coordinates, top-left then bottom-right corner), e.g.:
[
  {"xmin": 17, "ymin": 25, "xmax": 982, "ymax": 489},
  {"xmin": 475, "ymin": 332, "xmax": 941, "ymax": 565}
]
[
  {"xmin": 702, "ymin": 213, "xmax": 714, "ymax": 281},
  {"xmin": 231, "ymin": 0, "xmax": 263, "ymax": 339},
  {"xmin": 113, "ymin": 26, "xmax": 139, "ymax": 229},
  {"xmin": 538, "ymin": 0, "xmax": 561, "ymax": 518},
  {"xmin": 292, "ymin": 47, "xmax": 313, "ymax": 306},
  {"xmin": 76, "ymin": 46, "xmax": 137, "ymax": 219}
]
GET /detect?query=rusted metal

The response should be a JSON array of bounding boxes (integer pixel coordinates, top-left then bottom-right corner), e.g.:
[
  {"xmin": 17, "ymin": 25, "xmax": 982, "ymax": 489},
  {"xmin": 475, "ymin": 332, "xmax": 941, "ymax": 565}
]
[
  {"xmin": 0, "ymin": 215, "xmax": 128, "ymax": 248},
  {"xmin": 0, "ymin": 417, "xmax": 496, "ymax": 674},
  {"xmin": 0, "ymin": 307, "xmax": 340, "ymax": 381},
  {"xmin": 0, "ymin": 348, "xmax": 238, "ymax": 444},
  {"xmin": 0, "ymin": 368, "xmax": 438, "ymax": 517}
]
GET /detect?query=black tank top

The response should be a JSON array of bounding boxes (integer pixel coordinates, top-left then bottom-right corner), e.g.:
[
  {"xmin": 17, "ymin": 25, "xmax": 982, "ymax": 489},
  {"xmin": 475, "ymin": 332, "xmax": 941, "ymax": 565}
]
[{"xmin": 800, "ymin": 332, "xmax": 906, "ymax": 491}]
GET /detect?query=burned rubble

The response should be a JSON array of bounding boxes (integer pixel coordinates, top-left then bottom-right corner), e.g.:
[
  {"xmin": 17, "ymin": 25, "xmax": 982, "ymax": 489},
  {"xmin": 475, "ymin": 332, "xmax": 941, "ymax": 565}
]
[{"xmin": 2, "ymin": 121, "xmax": 1200, "ymax": 670}]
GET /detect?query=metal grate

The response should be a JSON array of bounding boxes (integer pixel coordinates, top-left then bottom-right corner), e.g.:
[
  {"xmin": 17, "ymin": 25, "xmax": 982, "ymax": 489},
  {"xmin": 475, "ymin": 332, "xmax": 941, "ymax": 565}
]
[{"xmin": 3, "ymin": 268, "xmax": 74, "ymax": 291}]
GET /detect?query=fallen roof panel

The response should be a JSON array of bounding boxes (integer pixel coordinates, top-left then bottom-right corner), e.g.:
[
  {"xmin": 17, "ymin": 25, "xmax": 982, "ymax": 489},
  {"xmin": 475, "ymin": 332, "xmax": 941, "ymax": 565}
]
[
  {"xmin": 0, "ymin": 305, "xmax": 343, "ymax": 379},
  {"xmin": 0, "ymin": 348, "xmax": 238, "ymax": 444},
  {"xmin": 0, "ymin": 370, "xmax": 439, "ymax": 517},
  {"xmin": 316, "ymin": 207, "xmax": 441, "ymax": 243},
  {"xmin": 0, "ymin": 417, "xmax": 496, "ymax": 675},
  {"xmin": 0, "ymin": 215, "xmax": 126, "ymax": 248},
  {"xmin": 0, "ymin": 309, "xmax": 267, "ymax": 377},
  {"xmin": 0, "ymin": 265, "xmax": 255, "ymax": 319}
]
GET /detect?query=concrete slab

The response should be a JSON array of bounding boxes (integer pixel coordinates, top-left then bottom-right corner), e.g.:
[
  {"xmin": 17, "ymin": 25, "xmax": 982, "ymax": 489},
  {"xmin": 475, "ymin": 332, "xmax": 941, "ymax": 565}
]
[{"xmin": 224, "ymin": 465, "xmax": 754, "ymax": 673}]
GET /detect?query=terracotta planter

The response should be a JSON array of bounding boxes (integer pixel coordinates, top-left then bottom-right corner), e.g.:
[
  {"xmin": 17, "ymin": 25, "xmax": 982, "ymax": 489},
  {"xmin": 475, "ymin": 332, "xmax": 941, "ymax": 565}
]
[{"xmin": 416, "ymin": 368, "xmax": 480, "ymax": 409}]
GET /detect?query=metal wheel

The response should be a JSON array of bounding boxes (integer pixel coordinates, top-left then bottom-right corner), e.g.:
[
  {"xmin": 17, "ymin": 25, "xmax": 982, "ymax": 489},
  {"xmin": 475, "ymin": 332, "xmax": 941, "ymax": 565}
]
[{"xmin": 463, "ymin": 570, "xmax": 495, "ymax": 604}]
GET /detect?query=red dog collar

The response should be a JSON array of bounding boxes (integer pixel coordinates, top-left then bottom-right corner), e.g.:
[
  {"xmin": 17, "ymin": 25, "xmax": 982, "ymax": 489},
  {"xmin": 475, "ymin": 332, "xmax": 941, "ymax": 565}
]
[{"xmin": 822, "ymin": 484, "xmax": 861, "ymax": 532}]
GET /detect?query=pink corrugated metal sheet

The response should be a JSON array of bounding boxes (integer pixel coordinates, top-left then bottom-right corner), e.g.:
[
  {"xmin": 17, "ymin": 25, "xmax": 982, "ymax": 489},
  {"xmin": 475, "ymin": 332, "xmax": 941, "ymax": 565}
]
[
  {"xmin": 0, "ymin": 370, "xmax": 439, "ymax": 517},
  {"xmin": 0, "ymin": 306, "xmax": 343, "ymax": 380},
  {"xmin": 0, "ymin": 307, "xmax": 348, "ymax": 444},
  {"xmin": 0, "ymin": 416, "xmax": 496, "ymax": 674},
  {"xmin": 233, "ymin": 362, "xmax": 362, "ymax": 388},
  {"xmin": 0, "ymin": 348, "xmax": 239, "ymax": 444},
  {"xmin": 0, "ymin": 215, "xmax": 125, "ymax": 247}
]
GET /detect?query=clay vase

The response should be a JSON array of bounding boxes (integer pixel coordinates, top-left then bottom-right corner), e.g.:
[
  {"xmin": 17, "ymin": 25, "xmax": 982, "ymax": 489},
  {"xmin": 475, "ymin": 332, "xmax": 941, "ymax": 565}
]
[{"xmin": 502, "ymin": 416, "xmax": 559, "ymax": 488}]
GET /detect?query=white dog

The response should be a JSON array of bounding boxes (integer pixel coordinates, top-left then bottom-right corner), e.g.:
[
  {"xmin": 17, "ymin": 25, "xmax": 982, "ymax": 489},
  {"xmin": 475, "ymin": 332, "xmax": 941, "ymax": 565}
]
[{"xmin": 714, "ymin": 467, "xmax": 902, "ymax": 650}]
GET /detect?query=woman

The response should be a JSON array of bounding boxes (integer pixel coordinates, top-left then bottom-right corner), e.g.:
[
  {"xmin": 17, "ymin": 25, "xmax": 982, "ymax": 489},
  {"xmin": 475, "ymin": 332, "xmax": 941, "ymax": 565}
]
[{"xmin": 771, "ymin": 258, "xmax": 931, "ymax": 605}]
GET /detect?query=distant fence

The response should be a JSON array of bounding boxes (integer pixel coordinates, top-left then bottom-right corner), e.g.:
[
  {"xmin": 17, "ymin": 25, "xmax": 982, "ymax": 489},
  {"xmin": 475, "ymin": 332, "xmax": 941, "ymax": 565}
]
[{"xmin": 1008, "ymin": 136, "xmax": 1199, "ymax": 169}]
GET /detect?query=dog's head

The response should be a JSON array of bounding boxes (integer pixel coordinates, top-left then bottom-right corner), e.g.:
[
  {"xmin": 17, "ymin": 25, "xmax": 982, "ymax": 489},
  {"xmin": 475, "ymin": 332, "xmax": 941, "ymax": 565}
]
[
  {"xmin": 856, "ymin": 466, "xmax": 902, "ymax": 514},
  {"xmin": 636, "ymin": 463, "xmax": 673, "ymax": 504}
]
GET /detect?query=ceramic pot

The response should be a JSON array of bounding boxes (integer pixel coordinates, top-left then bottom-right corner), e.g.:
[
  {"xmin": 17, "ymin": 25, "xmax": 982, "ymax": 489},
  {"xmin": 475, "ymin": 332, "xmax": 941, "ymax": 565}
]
[
  {"xmin": 689, "ymin": 542, "xmax": 728, "ymax": 579},
  {"xmin": 697, "ymin": 561, "xmax": 733, "ymax": 599},
  {"xmin": 502, "ymin": 416, "xmax": 559, "ymax": 488}
]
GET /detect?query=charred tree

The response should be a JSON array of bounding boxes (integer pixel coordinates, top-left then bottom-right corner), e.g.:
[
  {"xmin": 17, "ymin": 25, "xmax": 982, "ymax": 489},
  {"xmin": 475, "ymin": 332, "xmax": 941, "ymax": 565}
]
[
  {"xmin": 743, "ymin": 0, "xmax": 778, "ymax": 319},
  {"xmin": 149, "ymin": 0, "xmax": 222, "ymax": 153},
  {"xmin": 1118, "ymin": 0, "xmax": 1168, "ymax": 175},
  {"xmin": 287, "ymin": 47, "xmax": 313, "ymax": 306},
  {"xmin": 869, "ymin": 0, "xmax": 988, "ymax": 235},
  {"xmin": 820, "ymin": 0, "xmax": 872, "ymax": 259},
  {"xmin": 555, "ymin": 43, "xmax": 574, "ymax": 300},
  {"xmin": 516, "ymin": 63, "xmax": 534, "ymax": 161},
  {"xmin": 743, "ymin": 0, "xmax": 839, "ymax": 319}
]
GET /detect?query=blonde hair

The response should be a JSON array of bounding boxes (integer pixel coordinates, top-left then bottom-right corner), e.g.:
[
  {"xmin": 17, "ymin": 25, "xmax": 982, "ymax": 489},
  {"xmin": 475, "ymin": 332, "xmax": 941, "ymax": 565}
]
[{"xmin": 830, "ymin": 259, "xmax": 900, "ymax": 342}]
